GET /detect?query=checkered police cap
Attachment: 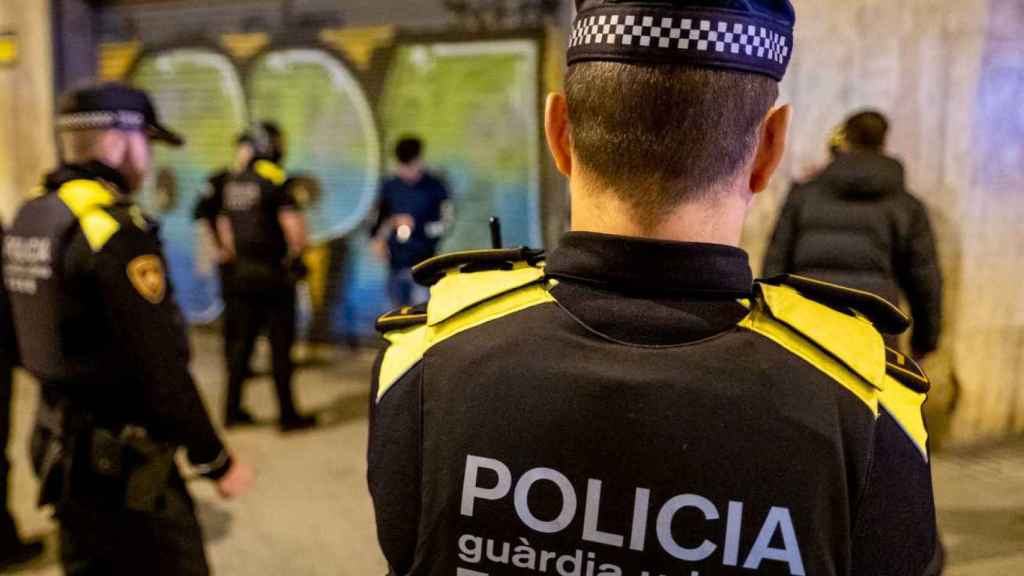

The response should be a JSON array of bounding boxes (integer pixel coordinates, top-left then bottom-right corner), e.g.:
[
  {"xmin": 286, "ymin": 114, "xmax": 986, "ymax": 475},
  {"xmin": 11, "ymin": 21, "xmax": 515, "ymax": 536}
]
[
  {"xmin": 57, "ymin": 83, "xmax": 185, "ymax": 147},
  {"xmin": 569, "ymin": 0, "xmax": 796, "ymax": 81}
]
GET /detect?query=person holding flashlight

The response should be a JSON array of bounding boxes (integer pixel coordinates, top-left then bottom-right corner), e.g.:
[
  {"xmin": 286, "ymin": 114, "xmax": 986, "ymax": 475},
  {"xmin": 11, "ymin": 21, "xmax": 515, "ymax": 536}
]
[{"xmin": 371, "ymin": 137, "xmax": 453, "ymax": 308}]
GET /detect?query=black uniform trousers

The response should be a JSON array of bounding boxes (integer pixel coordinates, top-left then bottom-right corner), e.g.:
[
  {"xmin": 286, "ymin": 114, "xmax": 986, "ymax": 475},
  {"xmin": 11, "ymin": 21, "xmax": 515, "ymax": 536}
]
[
  {"xmin": 0, "ymin": 357, "xmax": 20, "ymax": 552},
  {"xmin": 58, "ymin": 466, "xmax": 208, "ymax": 576},
  {"xmin": 225, "ymin": 286, "xmax": 300, "ymax": 422},
  {"xmin": 220, "ymin": 264, "xmax": 241, "ymax": 366}
]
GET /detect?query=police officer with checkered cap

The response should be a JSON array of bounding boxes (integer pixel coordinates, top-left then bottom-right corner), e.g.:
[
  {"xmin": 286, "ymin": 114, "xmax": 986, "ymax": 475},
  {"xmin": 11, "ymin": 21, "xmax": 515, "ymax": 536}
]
[
  {"xmin": 3, "ymin": 83, "xmax": 253, "ymax": 575},
  {"xmin": 369, "ymin": 0, "xmax": 939, "ymax": 574}
]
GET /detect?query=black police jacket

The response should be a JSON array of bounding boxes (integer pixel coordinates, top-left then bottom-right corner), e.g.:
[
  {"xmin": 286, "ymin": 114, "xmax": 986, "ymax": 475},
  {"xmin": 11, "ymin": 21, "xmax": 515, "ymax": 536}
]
[
  {"xmin": 220, "ymin": 159, "xmax": 296, "ymax": 286},
  {"xmin": 192, "ymin": 168, "xmax": 231, "ymax": 243},
  {"xmin": 369, "ymin": 232, "xmax": 937, "ymax": 576},
  {"xmin": 763, "ymin": 152, "xmax": 943, "ymax": 356},
  {"xmin": 2, "ymin": 162, "xmax": 230, "ymax": 477}
]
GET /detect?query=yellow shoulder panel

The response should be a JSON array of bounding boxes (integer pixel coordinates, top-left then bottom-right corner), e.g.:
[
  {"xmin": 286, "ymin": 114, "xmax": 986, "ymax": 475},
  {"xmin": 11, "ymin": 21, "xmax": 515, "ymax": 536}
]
[
  {"xmin": 78, "ymin": 211, "xmax": 121, "ymax": 252},
  {"xmin": 57, "ymin": 179, "xmax": 115, "ymax": 215},
  {"xmin": 739, "ymin": 307, "xmax": 880, "ymax": 415},
  {"xmin": 878, "ymin": 374, "xmax": 930, "ymax": 460},
  {"xmin": 427, "ymin": 263, "xmax": 546, "ymax": 326},
  {"xmin": 57, "ymin": 179, "xmax": 122, "ymax": 252},
  {"xmin": 253, "ymin": 160, "xmax": 286, "ymax": 186},
  {"xmin": 376, "ymin": 274, "xmax": 554, "ymax": 403},
  {"xmin": 378, "ymin": 323, "xmax": 430, "ymax": 401},
  {"xmin": 756, "ymin": 283, "xmax": 887, "ymax": 389}
]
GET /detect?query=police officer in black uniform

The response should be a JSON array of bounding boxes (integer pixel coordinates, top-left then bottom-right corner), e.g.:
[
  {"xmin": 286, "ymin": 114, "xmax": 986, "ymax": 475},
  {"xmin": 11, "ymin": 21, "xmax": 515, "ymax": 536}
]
[
  {"xmin": 0, "ymin": 225, "xmax": 44, "ymax": 570},
  {"xmin": 369, "ymin": 1, "xmax": 939, "ymax": 575},
  {"xmin": 216, "ymin": 124, "xmax": 315, "ymax": 432},
  {"xmin": 193, "ymin": 128, "xmax": 273, "ymax": 394},
  {"xmin": 2, "ymin": 83, "xmax": 253, "ymax": 575}
]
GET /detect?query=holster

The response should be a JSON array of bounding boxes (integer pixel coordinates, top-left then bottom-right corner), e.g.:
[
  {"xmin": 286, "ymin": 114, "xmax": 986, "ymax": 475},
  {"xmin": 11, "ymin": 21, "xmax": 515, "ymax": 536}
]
[
  {"xmin": 33, "ymin": 394, "xmax": 177, "ymax": 513},
  {"xmin": 31, "ymin": 394, "xmax": 73, "ymax": 509},
  {"xmin": 91, "ymin": 426, "xmax": 177, "ymax": 512}
]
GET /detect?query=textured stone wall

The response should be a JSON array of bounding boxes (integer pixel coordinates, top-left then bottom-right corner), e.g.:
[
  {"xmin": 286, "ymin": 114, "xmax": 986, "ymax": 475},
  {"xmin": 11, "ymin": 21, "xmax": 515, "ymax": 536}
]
[
  {"xmin": 0, "ymin": 0, "xmax": 56, "ymax": 224},
  {"xmin": 742, "ymin": 0, "xmax": 1024, "ymax": 445}
]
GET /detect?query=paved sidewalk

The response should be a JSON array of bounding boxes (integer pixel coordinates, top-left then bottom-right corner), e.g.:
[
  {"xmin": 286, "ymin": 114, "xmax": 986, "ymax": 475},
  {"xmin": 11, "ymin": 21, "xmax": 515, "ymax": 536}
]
[
  {"xmin": 1, "ymin": 332, "xmax": 1021, "ymax": 575},
  {"xmin": 935, "ymin": 441, "xmax": 1024, "ymax": 575}
]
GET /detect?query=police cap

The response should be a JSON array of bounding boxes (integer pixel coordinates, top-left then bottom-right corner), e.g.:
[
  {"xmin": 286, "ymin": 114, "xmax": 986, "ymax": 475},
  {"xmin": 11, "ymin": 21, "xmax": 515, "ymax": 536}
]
[
  {"xmin": 570, "ymin": 0, "xmax": 796, "ymax": 81},
  {"xmin": 57, "ymin": 82, "xmax": 185, "ymax": 147}
]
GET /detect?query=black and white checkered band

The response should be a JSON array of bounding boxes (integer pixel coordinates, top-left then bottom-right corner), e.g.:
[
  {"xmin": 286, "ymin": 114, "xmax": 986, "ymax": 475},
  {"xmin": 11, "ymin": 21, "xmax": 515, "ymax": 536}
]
[
  {"xmin": 568, "ymin": 8, "xmax": 793, "ymax": 80},
  {"xmin": 56, "ymin": 110, "xmax": 146, "ymax": 132}
]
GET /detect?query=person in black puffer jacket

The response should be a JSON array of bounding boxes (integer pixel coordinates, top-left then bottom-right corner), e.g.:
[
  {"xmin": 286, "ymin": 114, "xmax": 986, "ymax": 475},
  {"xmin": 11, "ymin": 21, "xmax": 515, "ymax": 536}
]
[{"xmin": 764, "ymin": 110, "xmax": 943, "ymax": 358}]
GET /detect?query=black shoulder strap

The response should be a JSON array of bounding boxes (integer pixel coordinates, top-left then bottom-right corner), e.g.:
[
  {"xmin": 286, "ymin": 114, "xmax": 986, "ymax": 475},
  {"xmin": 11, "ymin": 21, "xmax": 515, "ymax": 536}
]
[
  {"xmin": 376, "ymin": 303, "xmax": 428, "ymax": 333},
  {"xmin": 885, "ymin": 347, "xmax": 930, "ymax": 393},
  {"xmin": 411, "ymin": 247, "xmax": 545, "ymax": 286},
  {"xmin": 759, "ymin": 274, "xmax": 911, "ymax": 335}
]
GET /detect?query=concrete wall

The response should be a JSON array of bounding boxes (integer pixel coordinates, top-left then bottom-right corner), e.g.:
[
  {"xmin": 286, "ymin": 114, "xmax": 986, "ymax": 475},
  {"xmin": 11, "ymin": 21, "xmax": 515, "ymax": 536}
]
[
  {"xmin": 743, "ymin": 0, "xmax": 1024, "ymax": 445},
  {"xmin": 0, "ymin": 0, "xmax": 56, "ymax": 223}
]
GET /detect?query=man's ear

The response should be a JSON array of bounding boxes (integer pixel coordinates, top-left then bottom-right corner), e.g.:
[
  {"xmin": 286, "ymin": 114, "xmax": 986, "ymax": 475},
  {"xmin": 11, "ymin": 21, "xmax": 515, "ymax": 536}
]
[
  {"xmin": 545, "ymin": 92, "xmax": 572, "ymax": 177},
  {"xmin": 750, "ymin": 104, "xmax": 791, "ymax": 194}
]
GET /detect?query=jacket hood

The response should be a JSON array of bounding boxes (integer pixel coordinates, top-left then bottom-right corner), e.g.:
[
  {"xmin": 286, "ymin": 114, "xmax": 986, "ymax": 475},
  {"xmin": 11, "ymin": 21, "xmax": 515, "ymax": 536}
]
[{"xmin": 820, "ymin": 152, "xmax": 905, "ymax": 198}]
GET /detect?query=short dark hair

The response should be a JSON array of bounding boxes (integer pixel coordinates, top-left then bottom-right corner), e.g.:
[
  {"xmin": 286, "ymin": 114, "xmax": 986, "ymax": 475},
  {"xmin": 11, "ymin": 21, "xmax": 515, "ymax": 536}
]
[
  {"xmin": 843, "ymin": 110, "xmax": 889, "ymax": 151},
  {"xmin": 395, "ymin": 137, "xmax": 424, "ymax": 164},
  {"xmin": 565, "ymin": 63, "xmax": 778, "ymax": 228}
]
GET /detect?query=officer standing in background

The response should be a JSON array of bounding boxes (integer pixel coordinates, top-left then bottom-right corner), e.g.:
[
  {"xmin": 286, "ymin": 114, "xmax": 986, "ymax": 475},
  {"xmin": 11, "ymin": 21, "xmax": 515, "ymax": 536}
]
[
  {"xmin": 1, "ymin": 83, "xmax": 253, "ymax": 574},
  {"xmin": 764, "ymin": 110, "xmax": 943, "ymax": 359},
  {"xmin": 193, "ymin": 133, "xmax": 257, "ymax": 352},
  {"xmin": 0, "ymin": 225, "xmax": 44, "ymax": 570},
  {"xmin": 216, "ymin": 124, "xmax": 315, "ymax": 432},
  {"xmin": 371, "ymin": 137, "xmax": 454, "ymax": 308},
  {"xmin": 369, "ymin": 1, "xmax": 938, "ymax": 575},
  {"xmin": 193, "ymin": 126, "xmax": 285, "ymax": 390}
]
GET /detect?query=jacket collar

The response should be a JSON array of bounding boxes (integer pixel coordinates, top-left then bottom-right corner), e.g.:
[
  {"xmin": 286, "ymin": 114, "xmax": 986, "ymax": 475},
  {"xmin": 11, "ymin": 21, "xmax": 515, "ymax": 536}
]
[
  {"xmin": 546, "ymin": 232, "xmax": 753, "ymax": 299},
  {"xmin": 44, "ymin": 161, "xmax": 130, "ymax": 195}
]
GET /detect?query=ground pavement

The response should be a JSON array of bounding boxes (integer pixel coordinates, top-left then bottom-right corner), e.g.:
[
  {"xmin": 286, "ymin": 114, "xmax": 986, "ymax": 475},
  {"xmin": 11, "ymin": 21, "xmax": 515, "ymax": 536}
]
[{"xmin": 2, "ymin": 332, "xmax": 1021, "ymax": 575}]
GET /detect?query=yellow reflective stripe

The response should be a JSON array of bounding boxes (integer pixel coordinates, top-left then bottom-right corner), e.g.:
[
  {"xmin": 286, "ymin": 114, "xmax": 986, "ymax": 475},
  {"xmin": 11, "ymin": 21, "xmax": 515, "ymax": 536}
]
[
  {"xmin": 427, "ymin": 263, "xmax": 546, "ymax": 326},
  {"xmin": 739, "ymin": 309, "xmax": 879, "ymax": 415},
  {"xmin": 430, "ymin": 283, "xmax": 554, "ymax": 344},
  {"xmin": 254, "ymin": 160, "xmax": 286, "ymax": 186},
  {"xmin": 785, "ymin": 274, "xmax": 909, "ymax": 326},
  {"xmin": 78, "ymin": 211, "xmax": 121, "ymax": 252},
  {"xmin": 879, "ymin": 374, "xmax": 929, "ymax": 460},
  {"xmin": 378, "ymin": 323, "xmax": 430, "ymax": 401},
  {"xmin": 376, "ymin": 282, "xmax": 555, "ymax": 402},
  {"xmin": 759, "ymin": 283, "xmax": 886, "ymax": 390},
  {"xmin": 58, "ymin": 180, "xmax": 121, "ymax": 252},
  {"xmin": 57, "ymin": 179, "xmax": 115, "ymax": 215}
]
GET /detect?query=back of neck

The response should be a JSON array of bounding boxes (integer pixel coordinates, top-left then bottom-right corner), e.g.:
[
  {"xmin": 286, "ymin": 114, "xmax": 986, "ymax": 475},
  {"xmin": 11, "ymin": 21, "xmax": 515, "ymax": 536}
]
[{"xmin": 569, "ymin": 186, "xmax": 750, "ymax": 247}]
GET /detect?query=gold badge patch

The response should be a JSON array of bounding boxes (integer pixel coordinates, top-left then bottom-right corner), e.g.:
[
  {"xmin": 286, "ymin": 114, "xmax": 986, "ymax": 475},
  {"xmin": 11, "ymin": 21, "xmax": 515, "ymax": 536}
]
[{"xmin": 127, "ymin": 255, "xmax": 166, "ymax": 304}]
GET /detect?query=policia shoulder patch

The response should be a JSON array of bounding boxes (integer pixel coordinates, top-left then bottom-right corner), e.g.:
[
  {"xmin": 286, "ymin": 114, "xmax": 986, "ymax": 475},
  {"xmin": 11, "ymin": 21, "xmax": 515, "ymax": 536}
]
[
  {"xmin": 375, "ymin": 248, "xmax": 551, "ymax": 402},
  {"xmin": 741, "ymin": 276, "xmax": 930, "ymax": 460},
  {"xmin": 127, "ymin": 255, "xmax": 167, "ymax": 304}
]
